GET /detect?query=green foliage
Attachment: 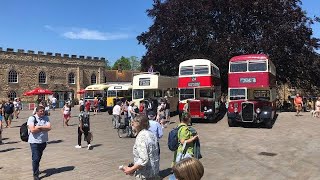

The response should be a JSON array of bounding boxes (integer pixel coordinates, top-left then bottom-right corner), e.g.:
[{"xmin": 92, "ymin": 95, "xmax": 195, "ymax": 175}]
[
  {"xmin": 112, "ymin": 56, "xmax": 131, "ymax": 70},
  {"xmin": 137, "ymin": 0, "xmax": 319, "ymax": 92},
  {"xmin": 105, "ymin": 59, "xmax": 111, "ymax": 70},
  {"xmin": 129, "ymin": 56, "xmax": 141, "ymax": 71}
]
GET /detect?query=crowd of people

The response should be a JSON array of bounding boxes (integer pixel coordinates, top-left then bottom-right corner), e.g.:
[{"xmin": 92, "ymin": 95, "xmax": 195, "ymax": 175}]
[{"xmin": 0, "ymin": 95, "xmax": 205, "ymax": 180}]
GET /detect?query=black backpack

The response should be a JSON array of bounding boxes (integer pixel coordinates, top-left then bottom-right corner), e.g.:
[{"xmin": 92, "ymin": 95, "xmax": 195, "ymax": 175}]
[
  {"xmin": 82, "ymin": 112, "xmax": 90, "ymax": 127},
  {"xmin": 167, "ymin": 124, "xmax": 186, "ymax": 151},
  {"xmin": 20, "ymin": 116, "xmax": 37, "ymax": 142}
]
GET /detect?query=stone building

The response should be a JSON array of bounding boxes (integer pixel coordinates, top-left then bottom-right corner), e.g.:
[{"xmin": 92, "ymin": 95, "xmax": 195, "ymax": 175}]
[{"xmin": 0, "ymin": 47, "xmax": 136, "ymax": 106}]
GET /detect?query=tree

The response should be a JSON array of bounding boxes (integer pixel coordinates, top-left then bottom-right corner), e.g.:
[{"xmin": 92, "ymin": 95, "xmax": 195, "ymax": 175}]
[
  {"xmin": 137, "ymin": 0, "xmax": 319, "ymax": 92},
  {"xmin": 112, "ymin": 56, "xmax": 131, "ymax": 70},
  {"xmin": 129, "ymin": 56, "xmax": 141, "ymax": 71}
]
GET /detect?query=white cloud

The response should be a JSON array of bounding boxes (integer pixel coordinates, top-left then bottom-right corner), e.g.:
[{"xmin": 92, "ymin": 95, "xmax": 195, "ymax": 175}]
[{"xmin": 44, "ymin": 25, "xmax": 130, "ymax": 41}]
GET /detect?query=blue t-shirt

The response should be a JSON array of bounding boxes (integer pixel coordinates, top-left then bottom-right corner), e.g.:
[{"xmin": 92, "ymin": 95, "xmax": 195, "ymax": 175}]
[{"xmin": 27, "ymin": 114, "xmax": 50, "ymax": 143}]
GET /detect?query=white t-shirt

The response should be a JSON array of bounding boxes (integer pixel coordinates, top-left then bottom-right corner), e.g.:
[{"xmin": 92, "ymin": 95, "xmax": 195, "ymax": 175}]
[
  {"xmin": 79, "ymin": 100, "xmax": 84, "ymax": 106},
  {"xmin": 113, "ymin": 105, "xmax": 121, "ymax": 115},
  {"xmin": 128, "ymin": 106, "xmax": 133, "ymax": 117},
  {"xmin": 63, "ymin": 106, "xmax": 71, "ymax": 115},
  {"xmin": 51, "ymin": 97, "xmax": 57, "ymax": 103}
]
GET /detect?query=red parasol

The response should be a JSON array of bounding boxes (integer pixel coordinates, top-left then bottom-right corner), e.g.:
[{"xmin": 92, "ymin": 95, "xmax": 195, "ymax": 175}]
[
  {"xmin": 77, "ymin": 89, "xmax": 86, "ymax": 94},
  {"xmin": 23, "ymin": 87, "xmax": 53, "ymax": 96}
]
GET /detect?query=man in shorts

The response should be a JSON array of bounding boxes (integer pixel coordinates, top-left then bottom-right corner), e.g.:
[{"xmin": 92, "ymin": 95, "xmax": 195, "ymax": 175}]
[{"xmin": 4, "ymin": 99, "xmax": 14, "ymax": 128}]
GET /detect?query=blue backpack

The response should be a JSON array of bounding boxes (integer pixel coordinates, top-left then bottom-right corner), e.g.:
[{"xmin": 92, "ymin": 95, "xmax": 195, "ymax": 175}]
[{"xmin": 167, "ymin": 124, "xmax": 186, "ymax": 151}]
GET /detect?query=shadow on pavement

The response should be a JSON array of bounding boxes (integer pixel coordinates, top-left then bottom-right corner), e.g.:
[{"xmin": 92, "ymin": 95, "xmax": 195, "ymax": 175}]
[
  {"xmin": 91, "ymin": 144, "xmax": 102, "ymax": 148},
  {"xmin": 40, "ymin": 166, "xmax": 75, "ymax": 179},
  {"xmin": 4, "ymin": 141, "xmax": 19, "ymax": 145},
  {"xmin": 47, "ymin": 140, "xmax": 64, "ymax": 144},
  {"xmin": 159, "ymin": 168, "xmax": 172, "ymax": 179},
  {"xmin": 0, "ymin": 148, "xmax": 22, "ymax": 153}
]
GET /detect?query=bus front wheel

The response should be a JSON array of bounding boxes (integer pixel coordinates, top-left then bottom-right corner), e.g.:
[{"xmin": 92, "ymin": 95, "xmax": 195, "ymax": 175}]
[{"xmin": 228, "ymin": 118, "xmax": 237, "ymax": 127}]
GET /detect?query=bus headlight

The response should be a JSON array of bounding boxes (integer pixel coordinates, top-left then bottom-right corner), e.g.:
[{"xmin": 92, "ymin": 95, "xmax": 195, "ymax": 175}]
[
  {"xmin": 256, "ymin": 108, "xmax": 261, "ymax": 114},
  {"xmin": 234, "ymin": 108, "xmax": 238, "ymax": 113}
]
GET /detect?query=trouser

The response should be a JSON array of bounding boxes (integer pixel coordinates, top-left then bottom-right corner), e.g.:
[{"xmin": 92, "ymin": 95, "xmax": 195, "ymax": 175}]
[
  {"xmin": 113, "ymin": 115, "xmax": 120, "ymax": 128},
  {"xmin": 30, "ymin": 143, "xmax": 47, "ymax": 177},
  {"xmin": 78, "ymin": 127, "xmax": 90, "ymax": 145}
]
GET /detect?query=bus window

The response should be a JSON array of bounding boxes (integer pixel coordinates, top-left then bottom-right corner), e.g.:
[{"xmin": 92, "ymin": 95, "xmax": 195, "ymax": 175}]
[
  {"xmin": 248, "ymin": 61, "xmax": 267, "ymax": 71},
  {"xmin": 85, "ymin": 91, "xmax": 94, "ymax": 98},
  {"xmin": 200, "ymin": 89, "xmax": 213, "ymax": 98},
  {"xmin": 229, "ymin": 89, "xmax": 246, "ymax": 100},
  {"xmin": 253, "ymin": 90, "xmax": 270, "ymax": 101},
  {"xmin": 108, "ymin": 90, "xmax": 116, "ymax": 97},
  {"xmin": 154, "ymin": 90, "xmax": 163, "ymax": 97},
  {"xmin": 180, "ymin": 89, "xmax": 194, "ymax": 100},
  {"xmin": 180, "ymin": 66, "xmax": 193, "ymax": 75},
  {"xmin": 195, "ymin": 65, "xmax": 209, "ymax": 74},
  {"xmin": 230, "ymin": 62, "xmax": 247, "ymax": 72},
  {"xmin": 133, "ymin": 89, "xmax": 143, "ymax": 99}
]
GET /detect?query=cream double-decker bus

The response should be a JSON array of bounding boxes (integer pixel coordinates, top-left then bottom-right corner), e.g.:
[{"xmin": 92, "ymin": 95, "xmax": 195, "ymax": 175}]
[{"xmin": 132, "ymin": 72, "xmax": 179, "ymax": 114}]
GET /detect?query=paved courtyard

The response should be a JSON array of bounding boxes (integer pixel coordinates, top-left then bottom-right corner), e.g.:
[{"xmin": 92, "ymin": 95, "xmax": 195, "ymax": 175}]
[{"xmin": 1, "ymin": 107, "xmax": 320, "ymax": 180}]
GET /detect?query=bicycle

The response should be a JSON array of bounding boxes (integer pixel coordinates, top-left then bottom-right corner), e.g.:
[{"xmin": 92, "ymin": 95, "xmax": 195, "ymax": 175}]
[{"xmin": 117, "ymin": 117, "xmax": 133, "ymax": 138}]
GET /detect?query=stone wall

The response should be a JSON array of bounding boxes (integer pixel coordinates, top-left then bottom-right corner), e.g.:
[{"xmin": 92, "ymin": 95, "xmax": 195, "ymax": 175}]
[{"xmin": 0, "ymin": 48, "xmax": 106, "ymax": 101}]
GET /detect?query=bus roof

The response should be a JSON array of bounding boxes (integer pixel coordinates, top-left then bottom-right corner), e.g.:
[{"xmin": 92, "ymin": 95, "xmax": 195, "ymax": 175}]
[
  {"xmin": 85, "ymin": 84, "xmax": 113, "ymax": 91},
  {"xmin": 230, "ymin": 54, "xmax": 269, "ymax": 62},
  {"xmin": 132, "ymin": 73, "xmax": 177, "ymax": 89},
  {"xmin": 108, "ymin": 84, "xmax": 132, "ymax": 91},
  {"xmin": 179, "ymin": 59, "xmax": 219, "ymax": 69}
]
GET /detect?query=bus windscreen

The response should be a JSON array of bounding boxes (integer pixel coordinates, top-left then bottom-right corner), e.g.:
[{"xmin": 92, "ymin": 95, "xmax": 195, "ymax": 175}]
[
  {"xmin": 133, "ymin": 89, "xmax": 143, "ymax": 99},
  {"xmin": 248, "ymin": 61, "xmax": 267, "ymax": 71},
  {"xmin": 230, "ymin": 62, "xmax": 247, "ymax": 72},
  {"xmin": 179, "ymin": 89, "xmax": 194, "ymax": 100},
  {"xmin": 195, "ymin": 65, "xmax": 209, "ymax": 74},
  {"xmin": 180, "ymin": 66, "xmax": 193, "ymax": 75},
  {"xmin": 229, "ymin": 89, "xmax": 246, "ymax": 100}
]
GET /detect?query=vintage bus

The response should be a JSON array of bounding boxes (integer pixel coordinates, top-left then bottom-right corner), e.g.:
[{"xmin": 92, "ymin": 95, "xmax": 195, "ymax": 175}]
[
  {"xmin": 132, "ymin": 72, "xmax": 179, "ymax": 114},
  {"xmin": 227, "ymin": 54, "xmax": 277, "ymax": 128},
  {"xmin": 84, "ymin": 84, "xmax": 112, "ymax": 111},
  {"xmin": 178, "ymin": 59, "xmax": 222, "ymax": 122},
  {"xmin": 107, "ymin": 84, "xmax": 132, "ymax": 114}
]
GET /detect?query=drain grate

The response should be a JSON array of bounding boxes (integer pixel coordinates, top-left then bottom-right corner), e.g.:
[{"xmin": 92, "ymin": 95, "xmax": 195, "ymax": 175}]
[{"xmin": 258, "ymin": 152, "xmax": 277, "ymax": 156}]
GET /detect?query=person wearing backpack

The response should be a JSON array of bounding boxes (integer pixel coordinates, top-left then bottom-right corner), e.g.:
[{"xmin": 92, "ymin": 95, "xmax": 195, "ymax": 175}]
[
  {"xmin": 75, "ymin": 107, "xmax": 92, "ymax": 150},
  {"xmin": 28, "ymin": 106, "xmax": 51, "ymax": 180},
  {"xmin": 173, "ymin": 112, "xmax": 199, "ymax": 165}
]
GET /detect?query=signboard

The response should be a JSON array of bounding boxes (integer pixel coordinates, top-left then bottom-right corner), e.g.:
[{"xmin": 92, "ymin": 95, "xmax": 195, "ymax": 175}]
[
  {"xmin": 114, "ymin": 86, "xmax": 122, "ymax": 89},
  {"xmin": 188, "ymin": 82, "xmax": 200, "ymax": 87},
  {"xmin": 240, "ymin": 77, "xmax": 256, "ymax": 84},
  {"xmin": 139, "ymin": 78, "xmax": 150, "ymax": 86}
]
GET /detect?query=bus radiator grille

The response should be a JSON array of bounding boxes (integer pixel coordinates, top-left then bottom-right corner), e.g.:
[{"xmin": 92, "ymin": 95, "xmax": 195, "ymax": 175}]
[{"xmin": 241, "ymin": 103, "xmax": 254, "ymax": 122}]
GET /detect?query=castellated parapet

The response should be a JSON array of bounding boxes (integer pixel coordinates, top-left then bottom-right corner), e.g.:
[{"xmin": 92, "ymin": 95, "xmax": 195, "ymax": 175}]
[{"xmin": 0, "ymin": 47, "xmax": 107, "ymax": 102}]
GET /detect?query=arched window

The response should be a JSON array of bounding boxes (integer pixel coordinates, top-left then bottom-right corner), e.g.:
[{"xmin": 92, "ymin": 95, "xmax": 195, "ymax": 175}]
[
  {"xmin": 8, "ymin": 91, "xmax": 17, "ymax": 101},
  {"xmin": 39, "ymin": 71, "xmax": 46, "ymax": 84},
  {"xmin": 91, "ymin": 74, "xmax": 97, "ymax": 84},
  {"xmin": 8, "ymin": 70, "xmax": 18, "ymax": 83},
  {"xmin": 68, "ymin": 72, "xmax": 75, "ymax": 84}
]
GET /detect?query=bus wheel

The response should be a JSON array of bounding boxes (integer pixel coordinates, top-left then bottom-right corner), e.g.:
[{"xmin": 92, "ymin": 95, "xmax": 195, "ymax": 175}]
[
  {"xmin": 264, "ymin": 119, "xmax": 273, "ymax": 129},
  {"xmin": 228, "ymin": 118, "xmax": 237, "ymax": 127}
]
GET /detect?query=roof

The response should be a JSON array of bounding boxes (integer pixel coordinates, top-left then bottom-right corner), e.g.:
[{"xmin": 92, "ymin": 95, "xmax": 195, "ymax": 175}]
[{"xmin": 230, "ymin": 54, "xmax": 269, "ymax": 62}]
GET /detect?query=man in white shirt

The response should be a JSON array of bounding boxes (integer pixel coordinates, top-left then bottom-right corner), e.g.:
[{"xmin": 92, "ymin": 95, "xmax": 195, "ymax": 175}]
[
  {"xmin": 112, "ymin": 101, "xmax": 122, "ymax": 129},
  {"xmin": 51, "ymin": 97, "xmax": 57, "ymax": 111}
]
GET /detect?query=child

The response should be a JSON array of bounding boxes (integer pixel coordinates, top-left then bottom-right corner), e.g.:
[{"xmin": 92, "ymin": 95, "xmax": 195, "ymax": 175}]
[{"xmin": 75, "ymin": 107, "xmax": 92, "ymax": 150}]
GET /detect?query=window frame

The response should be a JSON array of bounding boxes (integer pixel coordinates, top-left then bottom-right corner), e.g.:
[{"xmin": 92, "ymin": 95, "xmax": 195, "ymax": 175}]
[
  {"xmin": 68, "ymin": 72, "xmax": 75, "ymax": 84},
  {"xmin": 38, "ymin": 71, "xmax": 47, "ymax": 84},
  {"xmin": 8, "ymin": 70, "xmax": 18, "ymax": 83},
  {"xmin": 91, "ymin": 73, "xmax": 97, "ymax": 84}
]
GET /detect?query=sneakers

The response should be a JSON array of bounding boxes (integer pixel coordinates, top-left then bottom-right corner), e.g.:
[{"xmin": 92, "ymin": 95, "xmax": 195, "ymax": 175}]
[
  {"xmin": 87, "ymin": 144, "xmax": 92, "ymax": 150},
  {"xmin": 75, "ymin": 145, "xmax": 82, "ymax": 149}
]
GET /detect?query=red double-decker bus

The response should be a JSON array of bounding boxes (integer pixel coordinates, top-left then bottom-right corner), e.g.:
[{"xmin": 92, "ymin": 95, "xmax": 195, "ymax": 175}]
[
  {"xmin": 227, "ymin": 54, "xmax": 276, "ymax": 128},
  {"xmin": 178, "ymin": 59, "xmax": 222, "ymax": 122}
]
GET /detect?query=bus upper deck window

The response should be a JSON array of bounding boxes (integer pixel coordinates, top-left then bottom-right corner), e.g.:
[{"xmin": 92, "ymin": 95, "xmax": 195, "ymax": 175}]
[
  {"xmin": 248, "ymin": 61, "xmax": 267, "ymax": 71},
  {"xmin": 180, "ymin": 66, "xmax": 193, "ymax": 75},
  {"xmin": 230, "ymin": 62, "xmax": 247, "ymax": 72},
  {"xmin": 195, "ymin": 65, "xmax": 209, "ymax": 74}
]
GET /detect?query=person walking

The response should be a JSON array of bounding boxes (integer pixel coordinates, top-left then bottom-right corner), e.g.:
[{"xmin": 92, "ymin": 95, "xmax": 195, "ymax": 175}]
[
  {"xmin": 28, "ymin": 106, "xmax": 51, "ymax": 180},
  {"xmin": 0, "ymin": 101, "xmax": 4, "ymax": 144},
  {"xmin": 13, "ymin": 98, "xmax": 20, "ymax": 119},
  {"xmin": 173, "ymin": 112, "xmax": 200, "ymax": 164},
  {"xmin": 85, "ymin": 100, "xmax": 91, "ymax": 113},
  {"xmin": 62, "ymin": 102, "xmax": 71, "ymax": 126},
  {"xmin": 112, "ymin": 101, "xmax": 122, "ymax": 129},
  {"xmin": 75, "ymin": 107, "xmax": 92, "ymax": 150},
  {"xmin": 122, "ymin": 115, "xmax": 160, "ymax": 179},
  {"xmin": 148, "ymin": 111, "xmax": 163, "ymax": 156},
  {"xmin": 51, "ymin": 96, "xmax": 57, "ymax": 111},
  {"xmin": 3, "ymin": 98, "xmax": 14, "ymax": 128},
  {"xmin": 79, "ymin": 98, "xmax": 84, "ymax": 112},
  {"xmin": 164, "ymin": 97, "xmax": 171, "ymax": 124},
  {"xmin": 294, "ymin": 93, "xmax": 303, "ymax": 116}
]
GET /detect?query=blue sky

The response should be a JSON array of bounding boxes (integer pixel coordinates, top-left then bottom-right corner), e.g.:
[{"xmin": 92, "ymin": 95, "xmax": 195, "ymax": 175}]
[{"xmin": 0, "ymin": 1, "xmax": 319, "ymax": 65}]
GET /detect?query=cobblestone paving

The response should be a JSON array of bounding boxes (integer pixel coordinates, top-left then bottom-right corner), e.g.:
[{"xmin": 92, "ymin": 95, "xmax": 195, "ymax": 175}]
[{"xmin": 1, "ymin": 108, "xmax": 320, "ymax": 180}]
